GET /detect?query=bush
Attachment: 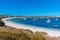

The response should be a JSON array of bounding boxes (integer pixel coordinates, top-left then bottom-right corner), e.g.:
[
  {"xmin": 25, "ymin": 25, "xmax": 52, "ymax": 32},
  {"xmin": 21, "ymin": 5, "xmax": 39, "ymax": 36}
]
[
  {"xmin": 0, "ymin": 32, "xmax": 31, "ymax": 40},
  {"xmin": 0, "ymin": 32, "xmax": 46, "ymax": 40},
  {"xmin": 0, "ymin": 19, "xmax": 5, "ymax": 26},
  {"xmin": 29, "ymin": 34, "xmax": 45, "ymax": 40}
]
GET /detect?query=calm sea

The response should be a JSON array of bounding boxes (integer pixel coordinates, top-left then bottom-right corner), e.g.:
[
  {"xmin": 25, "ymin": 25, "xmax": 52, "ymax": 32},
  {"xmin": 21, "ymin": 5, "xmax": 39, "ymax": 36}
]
[{"xmin": 9, "ymin": 17, "xmax": 60, "ymax": 29}]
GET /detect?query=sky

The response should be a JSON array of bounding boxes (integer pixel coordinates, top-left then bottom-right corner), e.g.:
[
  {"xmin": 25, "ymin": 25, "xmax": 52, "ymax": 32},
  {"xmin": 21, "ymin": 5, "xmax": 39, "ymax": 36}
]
[{"xmin": 0, "ymin": 0, "xmax": 60, "ymax": 16}]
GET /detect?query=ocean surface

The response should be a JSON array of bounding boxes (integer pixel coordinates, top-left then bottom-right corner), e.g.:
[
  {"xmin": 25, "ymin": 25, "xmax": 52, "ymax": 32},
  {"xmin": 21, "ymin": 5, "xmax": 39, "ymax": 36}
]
[{"xmin": 9, "ymin": 17, "xmax": 60, "ymax": 29}]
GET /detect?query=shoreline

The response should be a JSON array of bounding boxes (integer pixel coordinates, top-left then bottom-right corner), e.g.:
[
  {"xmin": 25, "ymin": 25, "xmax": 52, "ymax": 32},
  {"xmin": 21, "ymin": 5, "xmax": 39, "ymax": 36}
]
[{"xmin": 2, "ymin": 17, "xmax": 60, "ymax": 37}]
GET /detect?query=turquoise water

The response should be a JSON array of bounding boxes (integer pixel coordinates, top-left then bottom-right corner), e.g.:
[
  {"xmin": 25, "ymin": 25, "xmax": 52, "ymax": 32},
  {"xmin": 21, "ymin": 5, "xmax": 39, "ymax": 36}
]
[{"xmin": 10, "ymin": 18, "xmax": 60, "ymax": 29}]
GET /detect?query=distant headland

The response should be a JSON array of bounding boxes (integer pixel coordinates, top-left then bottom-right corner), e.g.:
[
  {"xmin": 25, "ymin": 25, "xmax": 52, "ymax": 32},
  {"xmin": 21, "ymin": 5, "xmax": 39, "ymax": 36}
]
[{"xmin": 0, "ymin": 14, "xmax": 60, "ymax": 19}]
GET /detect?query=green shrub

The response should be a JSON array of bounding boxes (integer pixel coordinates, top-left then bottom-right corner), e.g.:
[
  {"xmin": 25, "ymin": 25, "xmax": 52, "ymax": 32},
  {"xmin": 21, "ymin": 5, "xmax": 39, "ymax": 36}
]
[
  {"xmin": 0, "ymin": 32, "xmax": 31, "ymax": 40},
  {"xmin": 0, "ymin": 19, "xmax": 5, "ymax": 26},
  {"xmin": 29, "ymin": 34, "xmax": 45, "ymax": 40}
]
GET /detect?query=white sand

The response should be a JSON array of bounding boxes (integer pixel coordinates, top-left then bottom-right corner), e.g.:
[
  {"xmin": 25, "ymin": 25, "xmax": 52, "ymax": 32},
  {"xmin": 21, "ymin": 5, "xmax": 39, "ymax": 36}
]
[{"xmin": 2, "ymin": 18, "xmax": 60, "ymax": 37}]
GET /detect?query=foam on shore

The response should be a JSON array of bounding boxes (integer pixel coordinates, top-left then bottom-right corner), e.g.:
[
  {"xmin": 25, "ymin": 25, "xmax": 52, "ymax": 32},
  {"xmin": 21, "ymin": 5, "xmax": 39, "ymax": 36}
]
[{"xmin": 2, "ymin": 18, "xmax": 60, "ymax": 37}]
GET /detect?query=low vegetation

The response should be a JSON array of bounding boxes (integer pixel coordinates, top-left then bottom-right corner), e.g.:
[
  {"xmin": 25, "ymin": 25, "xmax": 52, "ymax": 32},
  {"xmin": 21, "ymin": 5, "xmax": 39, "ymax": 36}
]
[
  {"xmin": 0, "ymin": 19, "xmax": 46, "ymax": 40},
  {"xmin": 0, "ymin": 32, "xmax": 46, "ymax": 40},
  {"xmin": 0, "ymin": 32, "xmax": 30, "ymax": 40},
  {"xmin": 0, "ymin": 19, "xmax": 5, "ymax": 26},
  {"xmin": 0, "ymin": 26, "xmax": 46, "ymax": 40}
]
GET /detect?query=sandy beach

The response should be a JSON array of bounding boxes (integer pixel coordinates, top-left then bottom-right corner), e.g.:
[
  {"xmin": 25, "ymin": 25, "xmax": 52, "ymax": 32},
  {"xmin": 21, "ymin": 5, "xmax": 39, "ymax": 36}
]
[{"xmin": 2, "ymin": 18, "xmax": 60, "ymax": 37}]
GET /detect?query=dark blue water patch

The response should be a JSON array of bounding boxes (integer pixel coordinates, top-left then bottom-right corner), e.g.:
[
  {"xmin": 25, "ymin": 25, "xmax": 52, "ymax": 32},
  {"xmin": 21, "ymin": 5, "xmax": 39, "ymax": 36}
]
[{"xmin": 10, "ymin": 18, "xmax": 60, "ymax": 29}]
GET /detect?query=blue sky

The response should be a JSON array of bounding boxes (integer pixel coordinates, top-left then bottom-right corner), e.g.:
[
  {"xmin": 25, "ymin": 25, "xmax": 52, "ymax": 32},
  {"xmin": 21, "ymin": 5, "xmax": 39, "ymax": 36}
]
[{"xmin": 0, "ymin": 0, "xmax": 60, "ymax": 16}]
